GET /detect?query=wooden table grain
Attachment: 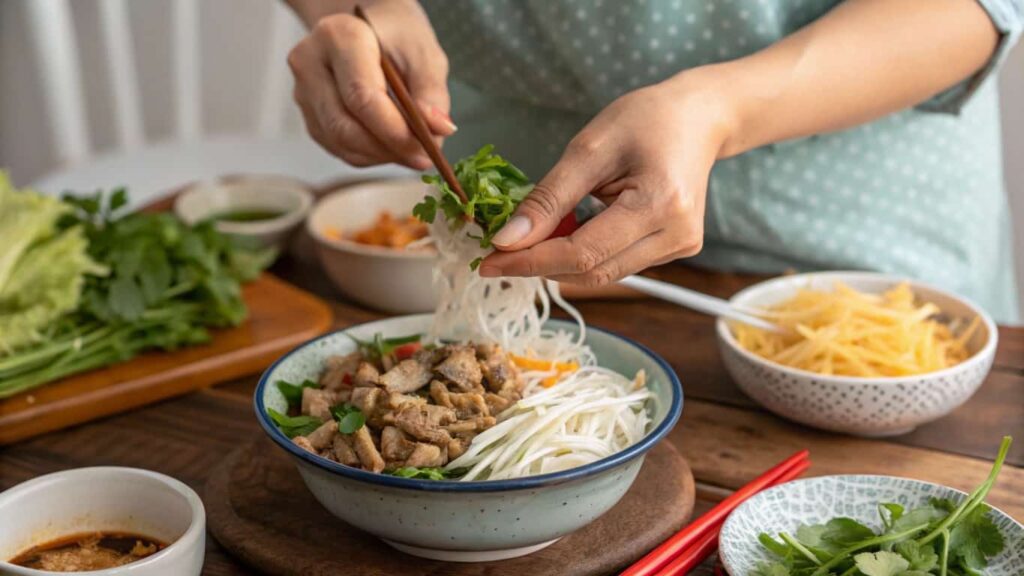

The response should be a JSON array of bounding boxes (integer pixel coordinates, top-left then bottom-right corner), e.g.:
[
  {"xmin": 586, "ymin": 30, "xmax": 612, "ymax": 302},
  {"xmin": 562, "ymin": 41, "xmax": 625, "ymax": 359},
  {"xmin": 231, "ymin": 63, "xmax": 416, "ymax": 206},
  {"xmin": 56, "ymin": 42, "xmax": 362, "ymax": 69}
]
[{"xmin": 2, "ymin": 255, "xmax": 1021, "ymax": 576}]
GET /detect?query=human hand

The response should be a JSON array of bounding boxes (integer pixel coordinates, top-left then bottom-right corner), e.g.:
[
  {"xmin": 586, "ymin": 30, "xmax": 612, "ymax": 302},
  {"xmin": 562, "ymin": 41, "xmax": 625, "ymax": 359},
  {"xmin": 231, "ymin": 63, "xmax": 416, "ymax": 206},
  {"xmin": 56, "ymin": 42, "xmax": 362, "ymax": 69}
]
[
  {"xmin": 478, "ymin": 73, "xmax": 737, "ymax": 286},
  {"xmin": 287, "ymin": 0, "xmax": 455, "ymax": 169}
]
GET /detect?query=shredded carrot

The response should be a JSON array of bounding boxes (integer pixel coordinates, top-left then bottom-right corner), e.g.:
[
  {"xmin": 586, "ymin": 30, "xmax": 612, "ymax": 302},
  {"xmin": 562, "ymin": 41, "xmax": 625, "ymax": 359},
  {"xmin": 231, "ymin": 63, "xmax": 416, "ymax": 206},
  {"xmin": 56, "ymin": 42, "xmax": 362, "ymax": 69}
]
[
  {"xmin": 323, "ymin": 226, "xmax": 343, "ymax": 241},
  {"xmin": 510, "ymin": 354, "xmax": 579, "ymax": 387}
]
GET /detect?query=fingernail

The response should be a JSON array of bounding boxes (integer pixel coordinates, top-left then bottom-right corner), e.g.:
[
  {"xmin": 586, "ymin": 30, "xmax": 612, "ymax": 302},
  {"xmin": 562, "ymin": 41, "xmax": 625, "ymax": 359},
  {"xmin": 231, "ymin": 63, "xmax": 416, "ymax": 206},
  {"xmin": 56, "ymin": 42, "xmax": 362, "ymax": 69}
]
[
  {"xmin": 434, "ymin": 106, "xmax": 458, "ymax": 133},
  {"xmin": 478, "ymin": 265, "xmax": 500, "ymax": 278},
  {"xmin": 492, "ymin": 215, "xmax": 531, "ymax": 247}
]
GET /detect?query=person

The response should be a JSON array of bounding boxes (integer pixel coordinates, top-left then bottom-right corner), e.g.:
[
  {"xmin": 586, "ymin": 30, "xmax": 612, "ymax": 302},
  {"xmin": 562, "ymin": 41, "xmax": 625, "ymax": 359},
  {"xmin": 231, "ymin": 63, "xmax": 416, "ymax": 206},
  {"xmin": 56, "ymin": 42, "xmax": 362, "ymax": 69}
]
[{"xmin": 284, "ymin": 0, "xmax": 1022, "ymax": 323}]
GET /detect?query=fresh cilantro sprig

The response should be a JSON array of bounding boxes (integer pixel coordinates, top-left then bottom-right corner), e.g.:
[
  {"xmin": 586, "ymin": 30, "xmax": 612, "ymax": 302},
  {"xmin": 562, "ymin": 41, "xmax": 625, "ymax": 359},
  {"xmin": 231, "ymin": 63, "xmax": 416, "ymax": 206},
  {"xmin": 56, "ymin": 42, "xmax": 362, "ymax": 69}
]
[
  {"xmin": 414, "ymin": 144, "xmax": 533, "ymax": 259},
  {"xmin": 388, "ymin": 466, "xmax": 467, "ymax": 480},
  {"xmin": 752, "ymin": 436, "xmax": 1011, "ymax": 576}
]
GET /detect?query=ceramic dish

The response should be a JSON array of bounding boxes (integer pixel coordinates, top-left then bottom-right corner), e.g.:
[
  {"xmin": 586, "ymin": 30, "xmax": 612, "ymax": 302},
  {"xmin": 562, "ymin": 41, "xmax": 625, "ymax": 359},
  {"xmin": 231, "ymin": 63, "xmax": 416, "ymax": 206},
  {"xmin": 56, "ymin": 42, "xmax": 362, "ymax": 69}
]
[
  {"xmin": 0, "ymin": 467, "xmax": 206, "ymax": 575},
  {"xmin": 306, "ymin": 179, "xmax": 438, "ymax": 313},
  {"xmin": 254, "ymin": 314, "xmax": 683, "ymax": 562},
  {"xmin": 716, "ymin": 271, "xmax": 996, "ymax": 437},
  {"xmin": 718, "ymin": 474, "xmax": 1024, "ymax": 575},
  {"xmin": 174, "ymin": 175, "xmax": 313, "ymax": 252}
]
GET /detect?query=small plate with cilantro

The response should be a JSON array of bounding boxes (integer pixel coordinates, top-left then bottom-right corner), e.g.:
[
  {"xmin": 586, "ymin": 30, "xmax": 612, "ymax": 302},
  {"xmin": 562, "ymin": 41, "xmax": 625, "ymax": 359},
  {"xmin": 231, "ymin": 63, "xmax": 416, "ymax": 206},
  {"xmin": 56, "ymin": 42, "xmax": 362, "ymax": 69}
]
[{"xmin": 719, "ymin": 437, "xmax": 1023, "ymax": 576}]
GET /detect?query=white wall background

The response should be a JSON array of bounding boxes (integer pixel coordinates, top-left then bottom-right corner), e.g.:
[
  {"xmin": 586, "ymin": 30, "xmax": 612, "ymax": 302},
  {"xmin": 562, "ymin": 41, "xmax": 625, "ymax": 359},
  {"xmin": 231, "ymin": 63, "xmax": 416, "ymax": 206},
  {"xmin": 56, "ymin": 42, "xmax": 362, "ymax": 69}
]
[{"xmin": 0, "ymin": 0, "xmax": 1021, "ymax": 319}]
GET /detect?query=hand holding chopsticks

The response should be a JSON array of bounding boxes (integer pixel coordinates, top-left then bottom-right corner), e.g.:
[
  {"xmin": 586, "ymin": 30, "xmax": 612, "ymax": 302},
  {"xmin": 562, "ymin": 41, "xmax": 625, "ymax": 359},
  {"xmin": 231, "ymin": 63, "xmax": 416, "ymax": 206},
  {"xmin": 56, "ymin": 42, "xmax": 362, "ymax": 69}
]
[{"xmin": 623, "ymin": 450, "xmax": 812, "ymax": 576}]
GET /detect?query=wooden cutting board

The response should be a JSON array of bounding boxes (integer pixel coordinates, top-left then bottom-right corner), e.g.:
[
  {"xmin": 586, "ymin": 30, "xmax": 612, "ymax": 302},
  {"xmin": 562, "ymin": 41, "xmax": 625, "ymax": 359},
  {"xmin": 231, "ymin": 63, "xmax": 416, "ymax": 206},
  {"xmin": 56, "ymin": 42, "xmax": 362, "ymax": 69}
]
[
  {"xmin": 0, "ymin": 274, "xmax": 332, "ymax": 444},
  {"xmin": 206, "ymin": 435, "xmax": 695, "ymax": 576}
]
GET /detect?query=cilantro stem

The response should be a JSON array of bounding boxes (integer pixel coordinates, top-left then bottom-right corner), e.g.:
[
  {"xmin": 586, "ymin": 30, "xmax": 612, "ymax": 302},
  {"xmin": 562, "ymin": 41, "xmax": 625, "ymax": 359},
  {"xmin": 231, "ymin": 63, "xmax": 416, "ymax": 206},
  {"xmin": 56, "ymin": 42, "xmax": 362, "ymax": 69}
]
[
  {"xmin": 939, "ymin": 528, "xmax": 949, "ymax": 576},
  {"xmin": 918, "ymin": 436, "xmax": 1012, "ymax": 545},
  {"xmin": 779, "ymin": 532, "xmax": 822, "ymax": 566},
  {"xmin": 810, "ymin": 523, "xmax": 930, "ymax": 576}
]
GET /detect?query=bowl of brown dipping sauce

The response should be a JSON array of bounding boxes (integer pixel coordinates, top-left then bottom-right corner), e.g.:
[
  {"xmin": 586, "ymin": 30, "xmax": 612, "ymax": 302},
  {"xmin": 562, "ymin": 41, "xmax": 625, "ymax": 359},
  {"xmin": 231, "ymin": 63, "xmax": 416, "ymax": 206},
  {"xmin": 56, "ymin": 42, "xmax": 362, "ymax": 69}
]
[{"xmin": 0, "ymin": 467, "xmax": 205, "ymax": 575}]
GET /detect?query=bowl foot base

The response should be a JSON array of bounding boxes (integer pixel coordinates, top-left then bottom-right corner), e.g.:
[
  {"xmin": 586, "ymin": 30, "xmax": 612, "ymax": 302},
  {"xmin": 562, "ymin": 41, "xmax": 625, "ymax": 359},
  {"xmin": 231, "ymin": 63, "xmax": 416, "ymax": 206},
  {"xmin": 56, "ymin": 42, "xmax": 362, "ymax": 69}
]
[
  {"xmin": 382, "ymin": 537, "xmax": 561, "ymax": 562},
  {"xmin": 850, "ymin": 426, "xmax": 916, "ymax": 438}
]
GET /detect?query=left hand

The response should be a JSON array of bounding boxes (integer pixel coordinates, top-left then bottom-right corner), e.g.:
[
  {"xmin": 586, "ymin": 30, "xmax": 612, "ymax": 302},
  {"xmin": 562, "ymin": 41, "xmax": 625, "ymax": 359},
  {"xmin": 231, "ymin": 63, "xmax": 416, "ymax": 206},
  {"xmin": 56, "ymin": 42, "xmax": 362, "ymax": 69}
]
[{"xmin": 477, "ymin": 72, "xmax": 737, "ymax": 286}]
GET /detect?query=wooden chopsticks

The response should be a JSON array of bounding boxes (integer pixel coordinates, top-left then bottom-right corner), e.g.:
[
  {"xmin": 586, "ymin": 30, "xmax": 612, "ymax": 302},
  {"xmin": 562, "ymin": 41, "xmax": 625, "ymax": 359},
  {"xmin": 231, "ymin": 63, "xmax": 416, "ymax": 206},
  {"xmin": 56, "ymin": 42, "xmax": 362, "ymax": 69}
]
[
  {"xmin": 623, "ymin": 450, "xmax": 812, "ymax": 576},
  {"xmin": 353, "ymin": 5, "xmax": 469, "ymax": 206}
]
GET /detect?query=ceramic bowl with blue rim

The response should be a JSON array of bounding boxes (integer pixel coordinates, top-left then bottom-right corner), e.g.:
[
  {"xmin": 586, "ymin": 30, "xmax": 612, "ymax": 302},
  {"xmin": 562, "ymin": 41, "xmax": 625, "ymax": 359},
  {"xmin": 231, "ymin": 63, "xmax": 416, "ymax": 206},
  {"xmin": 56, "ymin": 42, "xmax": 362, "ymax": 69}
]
[
  {"xmin": 718, "ymin": 474, "xmax": 1024, "ymax": 575},
  {"xmin": 254, "ymin": 314, "xmax": 683, "ymax": 562},
  {"xmin": 716, "ymin": 272, "xmax": 997, "ymax": 437}
]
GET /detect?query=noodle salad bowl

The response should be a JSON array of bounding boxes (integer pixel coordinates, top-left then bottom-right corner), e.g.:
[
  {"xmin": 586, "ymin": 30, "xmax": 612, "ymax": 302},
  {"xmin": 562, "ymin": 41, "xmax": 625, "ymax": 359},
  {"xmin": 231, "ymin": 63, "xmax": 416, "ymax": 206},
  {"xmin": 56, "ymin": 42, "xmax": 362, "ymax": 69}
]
[
  {"xmin": 255, "ymin": 314, "xmax": 683, "ymax": 562},
  {"xmin": 716, "ymin": 272, "xmax": 997, "ymax": 437}
]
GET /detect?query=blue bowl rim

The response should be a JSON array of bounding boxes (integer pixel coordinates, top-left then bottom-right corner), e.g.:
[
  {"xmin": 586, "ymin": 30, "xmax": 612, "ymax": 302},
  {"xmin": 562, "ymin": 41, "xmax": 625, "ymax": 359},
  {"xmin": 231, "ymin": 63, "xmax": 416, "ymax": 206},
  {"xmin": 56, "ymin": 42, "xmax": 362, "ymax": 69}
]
[{"xmin": 254, "ymin": 317, "xmax": 684, "ymax": 492}]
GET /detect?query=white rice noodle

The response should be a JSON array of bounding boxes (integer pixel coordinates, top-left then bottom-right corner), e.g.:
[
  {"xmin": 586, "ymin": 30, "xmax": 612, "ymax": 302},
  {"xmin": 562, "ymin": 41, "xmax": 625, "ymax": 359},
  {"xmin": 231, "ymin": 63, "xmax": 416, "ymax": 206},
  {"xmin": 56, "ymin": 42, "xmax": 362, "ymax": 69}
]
[{"xmin": 426, "ymin": 207, "xmax": 653, "ymax": 481}]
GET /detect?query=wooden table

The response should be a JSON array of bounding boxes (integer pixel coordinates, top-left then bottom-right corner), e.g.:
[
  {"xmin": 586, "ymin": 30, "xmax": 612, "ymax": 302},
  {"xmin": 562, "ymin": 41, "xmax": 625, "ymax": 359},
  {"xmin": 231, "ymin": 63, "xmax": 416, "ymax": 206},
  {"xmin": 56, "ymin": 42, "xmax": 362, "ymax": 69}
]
[{"xmin": 2, "ymin": 255, "xmax": 1022, "ymax": 576}]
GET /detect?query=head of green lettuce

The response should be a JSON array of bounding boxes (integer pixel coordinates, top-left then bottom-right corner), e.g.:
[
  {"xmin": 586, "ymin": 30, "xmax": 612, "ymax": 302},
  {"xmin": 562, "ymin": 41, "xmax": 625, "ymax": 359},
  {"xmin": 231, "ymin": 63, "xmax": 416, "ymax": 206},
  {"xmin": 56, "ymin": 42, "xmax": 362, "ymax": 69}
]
[{"xmin": 0, "ymin": 172, "xmax": 107, "ymax": 354}]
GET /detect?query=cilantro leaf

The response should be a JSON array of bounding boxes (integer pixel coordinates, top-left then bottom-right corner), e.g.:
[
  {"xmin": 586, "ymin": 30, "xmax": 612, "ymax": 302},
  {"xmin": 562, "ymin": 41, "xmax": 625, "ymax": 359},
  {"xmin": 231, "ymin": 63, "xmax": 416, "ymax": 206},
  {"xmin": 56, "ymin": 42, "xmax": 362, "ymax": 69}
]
[
  {"xmin": 855, "ymin": 551, "xmax": 910, "ymax": 576},
  {"xmin": 267, "ymin": 408, "xmax": 323, "ymax": 438},
  {"xmin": 894, "ymin": 541, "xmax": 938, "ymax": 572},
  {"xmin": 948, "ymin": 504, "xmax": 1004, "ymax": 571},
  {"xmin": 347, "ymin": 332, "xmax": 421, "ymax": 362},
  {"xmin": 879, "ymin": 503, "xmax": 905, "ymax": 530},
  {"xmin": 276, "ymin": 379, "xmax": 319, "ymax": 410},
  {"xmin": 330, "ymin": 403, "xmax": 366, "ymax": 434},
  {"xmin": 750, "ymin": 562, "xmax": 791, "ymax": 576},
  {"xmin": 390, "ymin": 466, "xmax": 448, "ymax": 480}
]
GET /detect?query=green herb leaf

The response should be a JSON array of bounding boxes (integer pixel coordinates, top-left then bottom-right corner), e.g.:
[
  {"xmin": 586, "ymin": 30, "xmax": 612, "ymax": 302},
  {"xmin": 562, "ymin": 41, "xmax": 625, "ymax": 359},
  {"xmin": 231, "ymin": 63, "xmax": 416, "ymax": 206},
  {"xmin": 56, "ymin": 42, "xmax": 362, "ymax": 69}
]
[
  {"xmin": 879, "ymin": 503, "xmax": 905, "ymax": 530},
  {"xmin": 267, "ymin": 408, "xmax": 323, "ymax": 438},
  {"xmin": 893, "ymin": 540, "xmax": 938, "ymax": 572},
  {"xmin": 276, "ymin": 379, "xmax": 319, "ymax": 410},
  {"xmin": 330, "ymin": 403, "xmax": 366, "ymax": 434},
  {"xmin": 750, "ymin": 562, "xmax": 791, "ymax": 576},
  {"xmin": 390, "ymin": 467, "xmax": 449, "ymax": 480},
  {"xmin": 854, "ymin": 551, "xmax": 910, "ymax": 576},
  {"xmin": 948, "ymin": 504, "xmax": 1004, "ymax": 571},
  {"xmin": 347, "ymin": 332, "xmax": 421, "ymax": 362}
]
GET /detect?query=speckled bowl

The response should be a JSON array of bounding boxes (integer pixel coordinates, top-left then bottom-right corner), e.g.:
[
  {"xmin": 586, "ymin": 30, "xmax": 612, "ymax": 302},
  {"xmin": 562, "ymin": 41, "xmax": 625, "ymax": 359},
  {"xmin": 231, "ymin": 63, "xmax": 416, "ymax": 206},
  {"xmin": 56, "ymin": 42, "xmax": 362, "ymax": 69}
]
[
  {"xmin": 719, "ymin": 474, "xmax": 1024, "ymax": 575},
  {"xmin": 716, "ymin": 272, "xmax": 997, "ymax": 437},
  {"xmin": 254, "ymin": 315, "xmax": 682, "ymax": 562}
]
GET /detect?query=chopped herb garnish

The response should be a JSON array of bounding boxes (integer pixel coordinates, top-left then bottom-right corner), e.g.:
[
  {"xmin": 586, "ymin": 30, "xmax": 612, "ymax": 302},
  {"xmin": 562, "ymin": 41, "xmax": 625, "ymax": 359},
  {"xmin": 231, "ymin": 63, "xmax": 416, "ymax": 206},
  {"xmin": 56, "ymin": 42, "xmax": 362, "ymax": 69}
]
[
  {"xmin": 276, "ymin": 379, "xmax": 319, "ymax": 410},
  {"xmin": 388, "ymin": 466, "xmax": 465, "ymax": 480},
  {"xmin": 752, "ymin": 436, "xmax": 1011, "ymax": 576},
  {"xmin": 415, "ymin": 145, "xmax": 533, "ymax": 252},
  {"xmin": 330, "ymin": 403, "xmax": 366, "ymax": 434},
  {"xmin": 347, "ymin": 332, "xmax": 421, "ymax": 363},
  {"xmin": 267, "ymin": 408, "xmax": 323, "ymax": 438}
]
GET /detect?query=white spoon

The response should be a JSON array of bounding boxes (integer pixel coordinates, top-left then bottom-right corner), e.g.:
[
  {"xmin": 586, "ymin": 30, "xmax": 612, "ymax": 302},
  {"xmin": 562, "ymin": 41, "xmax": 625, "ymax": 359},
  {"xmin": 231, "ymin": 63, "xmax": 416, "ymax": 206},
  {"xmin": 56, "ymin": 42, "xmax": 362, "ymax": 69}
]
[{"xmin": 618, "ymin": 275, "xmax": 785, "ymax": 333}]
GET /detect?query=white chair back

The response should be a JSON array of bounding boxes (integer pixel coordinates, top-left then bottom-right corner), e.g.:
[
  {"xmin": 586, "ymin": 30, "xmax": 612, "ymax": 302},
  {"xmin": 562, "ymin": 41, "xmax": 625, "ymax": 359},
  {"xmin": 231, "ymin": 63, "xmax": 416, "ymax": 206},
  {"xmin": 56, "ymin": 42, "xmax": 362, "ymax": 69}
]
[{"xmin": 24, "ymin": 0, "xmax": 306, "ymax": 169}]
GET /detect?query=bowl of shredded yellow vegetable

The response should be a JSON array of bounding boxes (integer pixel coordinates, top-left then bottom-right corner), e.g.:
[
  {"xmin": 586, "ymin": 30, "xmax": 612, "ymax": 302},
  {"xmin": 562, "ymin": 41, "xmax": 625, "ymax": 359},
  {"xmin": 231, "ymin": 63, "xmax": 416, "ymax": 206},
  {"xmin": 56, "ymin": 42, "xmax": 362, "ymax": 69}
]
[{"xmin": 716, "ymin": 271, "xmax": 997, "ymax": 437}]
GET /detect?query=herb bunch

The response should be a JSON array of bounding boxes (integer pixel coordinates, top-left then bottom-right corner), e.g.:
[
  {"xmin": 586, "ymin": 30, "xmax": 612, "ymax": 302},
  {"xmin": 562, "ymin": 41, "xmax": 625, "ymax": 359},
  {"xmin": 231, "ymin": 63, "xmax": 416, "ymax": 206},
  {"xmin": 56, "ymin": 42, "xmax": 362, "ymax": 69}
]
[
  {"xmin": 753, "ymin": 436, "xmax": 1012, "ymax": 576},
  {"xmin": 413, "ymin": 145, "xmax": 533, "ymax": 263},
  {"xmin": 0, "ymin": 189, "xmax": 274, "ymax": 398}
]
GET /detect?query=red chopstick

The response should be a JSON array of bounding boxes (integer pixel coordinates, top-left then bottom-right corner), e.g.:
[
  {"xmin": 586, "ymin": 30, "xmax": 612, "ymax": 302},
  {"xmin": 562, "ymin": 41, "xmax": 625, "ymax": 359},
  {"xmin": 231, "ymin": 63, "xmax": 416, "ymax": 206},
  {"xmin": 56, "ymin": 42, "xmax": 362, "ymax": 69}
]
[
  {"xmin": 622, "ymin": 450, "xmax": 810, "ymax": 576},
  {"xmin": 652, "ymin": 458, "xmax": 812, "ymax": 576}
]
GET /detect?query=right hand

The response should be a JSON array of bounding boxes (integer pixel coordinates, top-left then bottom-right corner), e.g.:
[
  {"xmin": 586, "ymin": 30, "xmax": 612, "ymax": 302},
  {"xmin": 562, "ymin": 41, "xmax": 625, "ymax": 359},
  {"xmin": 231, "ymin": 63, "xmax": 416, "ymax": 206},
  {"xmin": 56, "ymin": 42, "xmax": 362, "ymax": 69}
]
[{"xmin": 287, "ymin": 0, "xmax": 455, "ymax": 169}]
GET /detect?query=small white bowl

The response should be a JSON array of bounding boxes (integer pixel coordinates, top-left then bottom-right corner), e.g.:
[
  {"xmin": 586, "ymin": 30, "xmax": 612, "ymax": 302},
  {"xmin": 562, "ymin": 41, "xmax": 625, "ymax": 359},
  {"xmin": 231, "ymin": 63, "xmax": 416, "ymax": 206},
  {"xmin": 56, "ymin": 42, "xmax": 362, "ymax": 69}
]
[
  {"xmin": 0, "ymin": 467, "xmax": 206, "ymax": 576},
  {"xmin": 716, "ymin": 272, "xmax": 997, "ymax": 437},
  {"xmin": 719, "ymin": 475, "xmax": 1024, "ymax": 575},
  {"xmin": 174, "ymin": 175, "xmax": 313, "ymax": 251},
  {"xmin": 306, "ymin": 178, "xmax": 438, "ymax": 313}
]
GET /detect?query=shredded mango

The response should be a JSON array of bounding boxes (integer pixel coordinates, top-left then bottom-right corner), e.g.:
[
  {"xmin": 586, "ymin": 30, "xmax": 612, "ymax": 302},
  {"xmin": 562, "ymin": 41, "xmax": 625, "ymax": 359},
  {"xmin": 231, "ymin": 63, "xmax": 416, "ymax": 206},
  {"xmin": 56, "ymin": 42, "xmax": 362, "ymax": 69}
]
[
  {"xmin": 733, "ymin": 282, "xmax": 980, "ymax": 377},
  {"xmin": 510, "ymin": 354, "xmax": 579, "ymax": 387}
]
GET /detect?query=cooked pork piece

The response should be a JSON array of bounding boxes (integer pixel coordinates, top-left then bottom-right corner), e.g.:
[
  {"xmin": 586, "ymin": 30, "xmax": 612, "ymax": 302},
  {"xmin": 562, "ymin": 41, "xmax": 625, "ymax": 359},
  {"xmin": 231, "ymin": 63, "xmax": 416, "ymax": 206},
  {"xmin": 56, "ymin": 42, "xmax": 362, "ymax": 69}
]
[
  {"xmin": 429, "ymin": 380, "xmax": 452, "ymax": 407},
  {"xmin": 446, "ymin": 416, "xmax": 497, "ymax": 434},
  {"xmin": 350, "ymin": 386, "xmax": 383, "ymax": 416},
  {"xmin": 446, "ymin": 437, "xmax": 468, "ymax": 460},
  {"xmin": 395, "ymin": 403, "xmax": 456, "ymax": 445},
  {"xmin": 484, "ymin": 392, "xmax": 514, "ymax": 414},
  {"xmin": 350, "ymin": 426, "xmax": 385, "ymax": 472},
  {"xmin": 386, "ymin": 392, "xmax": 427, "ymax": 410},
  {"xmin": 477, "ymin": 344, "xmax": 519, "ymax": 393},
  {"xmin": 320, "ymin": 352, "xmax": 361, "ymax": 390},
  {"xmin": 448, "ymin": 391, "xmax": 489, "ymax": 419},
  {"xmin": 293, "ymin": 436, "xmax": 316, "ymax": 454},
  {"xmin": 307, "ymin": 420, "xmax": 339, "ymax": 451},
  {"xmin": 353, "ymin": 361, "xmax": 381, "ymax": 387},
  {"xmin": 381, "ymin": 426, "xmax": 417, "ymax": 462},
  {"xmin": 405, "ymin": 442, "xmax": 447, "ymax": 468},
  {"xmin": 301, "ymin": 388, "xmax": 344, "ymax": 421},
  {"xmin": 380, "ymin": 358, "xmax": 433, "ymax": 393},
  {"xmin": 332, "ymin": 435, "xmax": 360, "ymax": 466},
  {"xmin": 413, "ymin": 347, "xmax": 444, "ymax": 365},
  {"xmin": 435, "ymin": 345, "xmax": 483, "ymax": 391}
]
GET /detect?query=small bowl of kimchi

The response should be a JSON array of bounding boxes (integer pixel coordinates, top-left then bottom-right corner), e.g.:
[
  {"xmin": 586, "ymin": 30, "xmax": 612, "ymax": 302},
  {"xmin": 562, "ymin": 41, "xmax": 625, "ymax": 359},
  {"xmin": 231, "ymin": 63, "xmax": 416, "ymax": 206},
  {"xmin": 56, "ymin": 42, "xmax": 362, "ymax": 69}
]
[
  {"xmin": 716, "ymin": 271, "xmax": 997, "ymax": 437},
  {"xmin": 307, "ymin": 179, "xmax": 439, "ymax": 313}
]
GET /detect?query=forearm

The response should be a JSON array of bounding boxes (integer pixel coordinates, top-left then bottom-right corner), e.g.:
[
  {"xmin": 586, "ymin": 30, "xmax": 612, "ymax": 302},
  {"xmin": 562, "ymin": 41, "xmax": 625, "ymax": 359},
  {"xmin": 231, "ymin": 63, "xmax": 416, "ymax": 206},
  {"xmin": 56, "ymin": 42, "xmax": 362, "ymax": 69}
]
[{"xmin": 676, "ymin": 0, "xmax": 1000, "ymax": 159}]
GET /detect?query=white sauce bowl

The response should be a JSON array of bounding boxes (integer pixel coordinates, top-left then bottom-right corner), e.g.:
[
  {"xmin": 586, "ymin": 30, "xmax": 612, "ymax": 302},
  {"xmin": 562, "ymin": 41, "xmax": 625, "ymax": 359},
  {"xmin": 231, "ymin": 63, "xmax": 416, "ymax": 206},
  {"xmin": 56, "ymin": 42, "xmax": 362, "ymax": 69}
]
[{"xmin": 0, "ymin": 467, "xmax": 205, "ymax": 576}]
